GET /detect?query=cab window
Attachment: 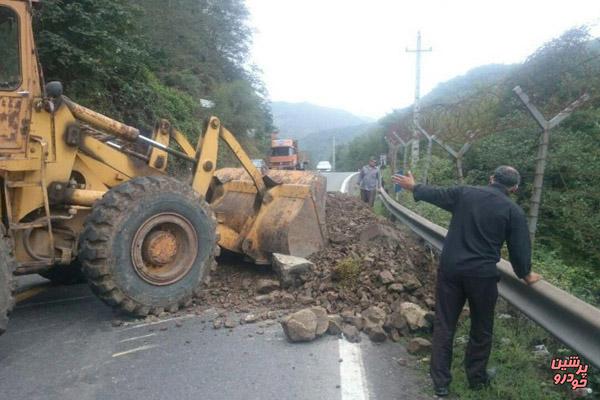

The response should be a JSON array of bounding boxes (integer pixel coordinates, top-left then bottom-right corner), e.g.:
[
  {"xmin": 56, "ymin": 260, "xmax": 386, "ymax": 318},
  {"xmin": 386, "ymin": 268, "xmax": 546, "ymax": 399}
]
[
  {"xmin": 0, "ymin": 6, "xmax": 20, "ymax": 90},
  {"xmin": 271, "ymin": 147, "xmax": 294, "ymax": 156}
]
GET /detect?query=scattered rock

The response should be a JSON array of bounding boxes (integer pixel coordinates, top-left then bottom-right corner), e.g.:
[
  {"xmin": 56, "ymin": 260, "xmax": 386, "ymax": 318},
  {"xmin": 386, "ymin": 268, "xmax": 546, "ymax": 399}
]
[
  {"xmin": 327, "ymin": 315, "xmax": 343, "ymax": 335},
  {"xmin": 407, "ymin": 337, "xmax": 432, "ymax": 354},
  {"xmin": 256, "ymin": 279, "xmax": 280, "ymax": 294},
  {"xmin": 272, "ymin": 253, "xmax": 314, "ymax": 288},
  {"xmin": 532, "ymin": 344, "xmax": 551, "ymax": 360},
  {"xmin": 281, "ymin": 309, "xmax": 318, "ymax": 342},
  {"xmin": 573, "ymin": 388, "xmax": 593, "ymax": 398},
  {"xmin": 389, "ymin": 329, "xmax": 402, "ymax": 342},
  {"xmin": 341, "ymin": 324, "xmax": 361, "ymax": 343},
  {"xmin": 358, "ymin": 223, "xmax": 402, "ymax": 246},
  {"xmin": 394, "ymin": 357, "xmax": 408, "ymax": 366},
  {"xmin": 378, "ymin": 270, "xmax": 395, "ymax": 285},
  {"xmin": 362, "ymin": 306, "xmax": 386, "ymax": 326},
  {"xmin": 244, "ymin": 314, "xmax": 259, "ymax": 324},
  {"xmin": 254, "ymin": 294, "xmax": 272, "ymax": 303},
  {"xmin": 111, "ymin": 320, "xmax": 123, "ymax": 327},
  {"xmin": 213, "ymin": 318, "xmax": 223, "ymax": 329},
  {"xmin": 424, "ymin": 297, "xmax": 435, "ymax": 309},
  {"xmin": 398, "ymin": 273, "xmax": 421, "ymax": 291},
  {"xmin": 297, "ymin": 295, "xmax": 314, "ymax": 305},
  {"xmin": 388, "ymin": 283, "xmax": 404, "ymax": 293},
  {"xmin": 385, "ymin": 311, "xmax": 409, "ymax": 336},
  {"xmin": 311, "ymin": 306, "xmax": 329, "ymax": 336},
  {"xmin": 399, "ymin": 302, "xmax": 429, "ymax": 331},
  {"xmin": 365, "ymin": 325, "xmax": 387, "ymax": 342},
  {"xmin": 329, "ymin": 233, "xmax": 350, "ymax": 244},
  {"xmin": 224, "ymin": 318, "xmax": 237, "ymax": 329}
]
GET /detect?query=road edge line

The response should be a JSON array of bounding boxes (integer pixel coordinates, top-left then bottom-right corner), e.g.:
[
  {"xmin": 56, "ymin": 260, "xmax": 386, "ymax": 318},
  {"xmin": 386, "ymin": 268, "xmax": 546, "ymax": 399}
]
[{"xmin": 338, "ymin": 338, "xmax": 369, "ymax": 400}]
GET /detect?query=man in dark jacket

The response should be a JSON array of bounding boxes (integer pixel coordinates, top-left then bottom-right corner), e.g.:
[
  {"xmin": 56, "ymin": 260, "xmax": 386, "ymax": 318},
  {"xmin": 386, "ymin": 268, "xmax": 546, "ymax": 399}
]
[{"xmin": 392, "ymin": 166, "xmax": 541, "ymax": 397}]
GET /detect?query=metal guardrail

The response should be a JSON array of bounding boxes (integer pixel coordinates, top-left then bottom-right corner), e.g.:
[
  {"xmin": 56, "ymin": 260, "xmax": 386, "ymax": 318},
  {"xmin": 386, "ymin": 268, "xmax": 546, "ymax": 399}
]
[
  {"xmin": 340, "ymin": 172, "xmax": 359, "ymax": 194},
  {"xmin": 378, "ymin": 187, "xmax": 600, "ymax": 368}
]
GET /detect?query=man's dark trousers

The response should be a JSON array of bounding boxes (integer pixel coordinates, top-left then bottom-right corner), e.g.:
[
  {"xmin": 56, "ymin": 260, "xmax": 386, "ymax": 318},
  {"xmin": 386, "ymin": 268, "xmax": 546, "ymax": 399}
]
[
  {"xmin": 430, "ymin": 270, "xmax": 499, "ymax": 388},
  {"xmin": 360, "ymin": 189, "xmax": 376, "ymax": 207}
]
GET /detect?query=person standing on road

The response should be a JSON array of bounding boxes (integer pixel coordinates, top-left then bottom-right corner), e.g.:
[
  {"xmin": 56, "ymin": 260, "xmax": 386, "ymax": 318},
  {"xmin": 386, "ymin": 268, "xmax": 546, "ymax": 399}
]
[
  {"xmin": 392, "ymin": 166, "xmax": 542, "ymax": 397},
  {"xmin": 357, "ymin": 157, "xmax": 380, "ymax": 207}
]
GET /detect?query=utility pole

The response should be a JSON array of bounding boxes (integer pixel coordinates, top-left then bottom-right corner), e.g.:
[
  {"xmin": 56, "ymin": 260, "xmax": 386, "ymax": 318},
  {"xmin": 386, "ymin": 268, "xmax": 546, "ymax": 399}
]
[
  {"xmin": 406, "ymin": 31, "xmax": 432, "ymax": 169},
  {"xmin": 513, "ymin": 86, "xmax": 589, "ymax": 242},
  {"xmin": 414, "ymin": 121, "xmax": 434, "ymax": 184},
  {"xmin": 332, "ymin": 135, "xmax": 336, "ymax": 171}
]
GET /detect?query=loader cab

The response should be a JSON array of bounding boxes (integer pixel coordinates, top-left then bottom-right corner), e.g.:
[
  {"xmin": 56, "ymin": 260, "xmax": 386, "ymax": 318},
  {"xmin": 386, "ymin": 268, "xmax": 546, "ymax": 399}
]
[{"xmin": 0, "ymin": 0, "xmax": 42, "ymax": 157}]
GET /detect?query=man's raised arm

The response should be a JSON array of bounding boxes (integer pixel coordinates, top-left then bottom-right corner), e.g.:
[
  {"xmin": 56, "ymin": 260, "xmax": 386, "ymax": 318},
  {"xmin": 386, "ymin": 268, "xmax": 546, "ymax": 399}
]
[{"xmin": 392, "ymin": 172, "xmax": 462, "ymax": 212}]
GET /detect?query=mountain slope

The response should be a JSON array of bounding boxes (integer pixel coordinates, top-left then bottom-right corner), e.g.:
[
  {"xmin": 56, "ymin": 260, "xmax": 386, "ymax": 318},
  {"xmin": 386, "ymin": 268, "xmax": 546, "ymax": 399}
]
[{"xmin": 300, "ymin": 123, "xmax": 376, "ymax": 167}]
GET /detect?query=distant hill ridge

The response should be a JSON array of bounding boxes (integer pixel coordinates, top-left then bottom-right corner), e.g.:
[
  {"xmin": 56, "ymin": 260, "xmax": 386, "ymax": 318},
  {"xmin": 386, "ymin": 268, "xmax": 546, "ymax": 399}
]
[{"xmin": 271, "ymin": 101, "xmax": 374, "ymax": 140}]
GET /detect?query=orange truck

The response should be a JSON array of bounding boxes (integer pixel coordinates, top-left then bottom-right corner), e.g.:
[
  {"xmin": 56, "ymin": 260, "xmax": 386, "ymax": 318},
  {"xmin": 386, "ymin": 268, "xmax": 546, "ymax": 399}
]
[{"xmin": 269, "ymin": 139, "xmax": 308, "ymax": 170}]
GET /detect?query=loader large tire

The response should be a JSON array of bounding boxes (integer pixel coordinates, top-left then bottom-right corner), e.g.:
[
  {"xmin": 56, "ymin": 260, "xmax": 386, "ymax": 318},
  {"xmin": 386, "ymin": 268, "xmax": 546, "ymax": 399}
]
[
  {"xmin": 79, "ymin": 176, "xmax": 217, "ymax": 316},
  {"xmin": 0, "ymin": 228, "xmax": 17, "ymax": 335}
]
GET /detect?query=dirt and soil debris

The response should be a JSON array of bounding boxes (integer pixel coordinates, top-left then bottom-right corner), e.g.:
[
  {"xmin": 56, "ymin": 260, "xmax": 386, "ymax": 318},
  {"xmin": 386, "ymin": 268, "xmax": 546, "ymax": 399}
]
[{"xmin": 140, "ymin": 192, "xmax": 439, "ymax": 343}]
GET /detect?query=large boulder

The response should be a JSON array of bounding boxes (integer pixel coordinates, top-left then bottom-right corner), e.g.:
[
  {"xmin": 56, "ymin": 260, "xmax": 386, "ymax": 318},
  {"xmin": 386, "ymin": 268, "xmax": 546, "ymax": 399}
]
[
  {"xmin": 281, "ymin": 309, "xmax": 318, "ymax": 342},
  {"xmin": 272, "ymin": 253, "xmax": 314, "ymax": 288},
  {"xmin": 399, "ymin": 302, "xmax": 429, "ymax": 331},
  {"xmin": 310, "ymin": 306, "xmax": 329, "ymax": 336},
  {"xmin": 362, "ymin": 306, "xmax": 386, "ymax": 327}
]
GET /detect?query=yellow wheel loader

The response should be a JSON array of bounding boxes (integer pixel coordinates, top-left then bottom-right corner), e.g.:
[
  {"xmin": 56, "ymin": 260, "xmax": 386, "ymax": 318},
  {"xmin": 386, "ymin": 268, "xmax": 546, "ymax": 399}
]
[{"xmin": 0, "ymin": 0, "xmax": 327, "ymax": 334}]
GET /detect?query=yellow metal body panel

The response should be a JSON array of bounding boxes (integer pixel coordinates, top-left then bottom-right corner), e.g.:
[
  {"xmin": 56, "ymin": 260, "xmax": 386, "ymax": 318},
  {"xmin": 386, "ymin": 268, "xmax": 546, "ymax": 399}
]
[
  {"xmin": 0, "ymin": 0, "xmax": 328, "ymax": 272},
  {"xmin": 148, "ymin": 120, "xmax": 170, "ymax": 172}
]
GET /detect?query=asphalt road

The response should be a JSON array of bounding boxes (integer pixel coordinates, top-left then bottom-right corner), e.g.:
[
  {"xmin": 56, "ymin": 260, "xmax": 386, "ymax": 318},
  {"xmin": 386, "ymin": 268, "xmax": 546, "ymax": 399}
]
[
  {"xmin": 0, "ymin": 172, "xmax": 430, "ymax": 400},
  {"xmin": 321, "ymin": 172, "xmax": 356, "ymax": 192}
]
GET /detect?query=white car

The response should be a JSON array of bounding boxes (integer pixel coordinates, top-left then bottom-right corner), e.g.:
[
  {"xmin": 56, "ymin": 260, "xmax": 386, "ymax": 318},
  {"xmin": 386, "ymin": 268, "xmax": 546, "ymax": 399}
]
[{"xmin": 316, "ymin": 161, "xmax": 332, "ymax": 172}]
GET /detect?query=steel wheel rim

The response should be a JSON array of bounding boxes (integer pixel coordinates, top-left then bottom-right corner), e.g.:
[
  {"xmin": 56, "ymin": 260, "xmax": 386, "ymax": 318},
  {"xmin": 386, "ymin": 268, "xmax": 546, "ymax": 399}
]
[{"xmin": 131, "ymin": 212, "xmax": 198, "ymax": 286}]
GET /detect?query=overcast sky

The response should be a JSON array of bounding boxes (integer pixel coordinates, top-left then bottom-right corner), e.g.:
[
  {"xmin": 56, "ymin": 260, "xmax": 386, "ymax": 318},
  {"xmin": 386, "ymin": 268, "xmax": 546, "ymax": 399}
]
[{"xmin": 246, "ymin": 0, "xmax": 600, "ymax": 118}]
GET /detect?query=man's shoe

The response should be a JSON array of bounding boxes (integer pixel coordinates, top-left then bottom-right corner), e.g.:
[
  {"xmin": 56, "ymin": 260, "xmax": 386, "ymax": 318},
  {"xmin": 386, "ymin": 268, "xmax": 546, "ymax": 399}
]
[
  {"xmin": 469, "ymin": 368, "xmax": 497, "ymax": 390},
  {"xmin": 434, "ymin": 386, "xmax": 449, "ymax": 397}
]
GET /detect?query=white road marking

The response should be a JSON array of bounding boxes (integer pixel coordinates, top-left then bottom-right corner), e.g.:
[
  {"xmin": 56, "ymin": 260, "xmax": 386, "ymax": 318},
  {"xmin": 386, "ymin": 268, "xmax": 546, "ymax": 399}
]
[
  {"xmin": 111, "ymin": 344, "xmax": 157, "ymax": 358},
  {"xmin": 341, "ymin": 172, "xmax": 359, "ymax": 194},
  {"xmin": 119, "ymin": 333, "xmax": 156, "ymax": 343},
  {"xmin": 121, "ymin": 313, "xmax": 196, "ymax": 330},
  {"xmin": 338, "ymin": 338, "xmax": 369, "ymax": 400},
  {"xmin": 16, "ymin": 295, "xmax": 94, "ymax": 308}
]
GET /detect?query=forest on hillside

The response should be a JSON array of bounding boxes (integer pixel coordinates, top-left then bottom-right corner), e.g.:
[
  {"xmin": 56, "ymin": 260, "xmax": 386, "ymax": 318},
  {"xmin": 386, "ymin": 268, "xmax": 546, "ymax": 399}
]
[
  {"xmin": 33, "ymin": 0, "xmax": 273, "ymax": 160},
  {"xmin": 337, "ymin": 28, "xmax": 600, "ymax": 304}
]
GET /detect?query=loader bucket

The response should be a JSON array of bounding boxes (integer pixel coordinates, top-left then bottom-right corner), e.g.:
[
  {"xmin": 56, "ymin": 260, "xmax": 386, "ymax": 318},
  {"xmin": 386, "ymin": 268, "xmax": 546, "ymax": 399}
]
[{"xmin": 209, "ymin": 168, "xmax": 327, "ymax": 264}]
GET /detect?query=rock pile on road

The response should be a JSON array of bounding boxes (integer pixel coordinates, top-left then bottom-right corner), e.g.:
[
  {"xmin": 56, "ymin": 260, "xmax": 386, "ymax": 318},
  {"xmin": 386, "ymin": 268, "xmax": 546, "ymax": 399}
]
[{"xmin": 194, "ymin": 192, "xmax": 438, "ymax": 344}]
